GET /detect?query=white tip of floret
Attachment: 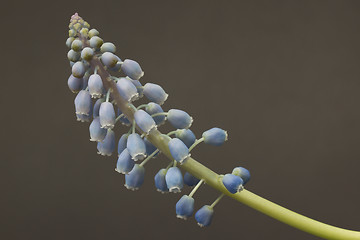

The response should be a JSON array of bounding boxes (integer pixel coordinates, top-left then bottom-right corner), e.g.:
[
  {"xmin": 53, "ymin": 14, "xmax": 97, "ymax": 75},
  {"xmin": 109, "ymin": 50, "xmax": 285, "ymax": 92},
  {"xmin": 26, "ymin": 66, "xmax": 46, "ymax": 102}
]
[{"xmin": 176, "ymin": 215, "xmax": 187, "ymax": 220}]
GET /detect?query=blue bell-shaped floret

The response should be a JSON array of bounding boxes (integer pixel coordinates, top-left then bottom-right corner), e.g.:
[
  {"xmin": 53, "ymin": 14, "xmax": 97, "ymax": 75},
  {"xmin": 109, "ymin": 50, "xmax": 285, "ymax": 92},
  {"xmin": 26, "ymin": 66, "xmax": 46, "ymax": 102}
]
[
  {"xmin": 183, "ymin": 172, "xmax": 200, "ymax": 186},
  {"xmin": 124, "ymin": 164, "xmax": 145, "ymax": 190},
  {"xmin": 115, "ymin": 148, "xmax": 135, "ymax": 174},
  {"xmin": 175, "ymin": 129, "xmax": 196, "ymax": 148},
  {"xmin": 202, "ymin": 127, "xmax": 228, "ymax": 146},
  {"xmin": 222, "ymin": 174, "xmax": 244, "ymax": 194},
  {"xmin": 129, "ymin": 79, "xmax": 143, "ymax": 97},
  {"xmin": 121, "ymin": 59, "xmax": 144, "ymax": 80},
  {"xmin": 154, "ymin": 168, "xmax": 168, "ymax": 193},
  {"xmin": 117, "ymin": 134, "xmax": 128, "ymax": 156},
  {"xmin": 88, "ymin": 73, "xmax": 105, "ymax": 98},
  {"xmin": 89, "ymin": 117, "xmax": 107, "ymax": 142},
  {"xmin": 99, "ymin": 102, "xmax": 116, "ymax": 129},
  {"xmin": 143, "ymin": 83, "xmax": 168, "ymax": 105},
  {"xmin": 145, "ymin": 102, "xmax": 166, "ymax": 126},
  {"xmin": 195, "ymin": 205, "xmax": 214, "ymax": 227},
  {"xmin": 93, "ymin": 98, "xmax": 104, "ymax": 118},
  {"xmin": 97, "ymin": 129, "xmax": 116, "ymax": 156},
  {"xmin": 67, "ymin": 74, "xmax": 83, "ymax": 93},
  {"xmin": 127, "ymin": 133, "xmax": 146, "ymax": 161},
  {"xmin": 168, "ymin": 138, "xmax": 191, "ymax": 164},
  {"xmin": 76, "ymin": 113, "xmax": 91, "ymax": 122},
  {"xmin": 167, "ymin": 109, "xmax": 193, "ymax": 129},
  {"xmin": 74, "ymin": 90, "xmax": 92, "ymax": 116},
  {"xmin": 165, "ymin": 167, "xmax": 183, "ymax": 193},
  {"xmin": 116, "ymin": 77, "xmax": 139, "ymax": 102},
  {"xmin": 134, "ymin": 110, "xmax": 157, "ymax": 134},
  {"xmin": 176, "ymin": 195, "xmax": 195, "ymax": 220},
  {"xmin": 232, "ymin": 167, "xmax": 251, "ymax": 185}
]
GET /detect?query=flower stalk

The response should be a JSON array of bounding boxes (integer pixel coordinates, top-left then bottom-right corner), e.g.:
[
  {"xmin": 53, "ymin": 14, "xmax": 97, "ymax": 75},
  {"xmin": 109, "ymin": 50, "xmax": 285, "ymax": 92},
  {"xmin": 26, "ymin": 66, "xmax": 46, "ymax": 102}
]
[{"xmin": 70, "ymin": 15, "xmax": 360, "ymax": 240}]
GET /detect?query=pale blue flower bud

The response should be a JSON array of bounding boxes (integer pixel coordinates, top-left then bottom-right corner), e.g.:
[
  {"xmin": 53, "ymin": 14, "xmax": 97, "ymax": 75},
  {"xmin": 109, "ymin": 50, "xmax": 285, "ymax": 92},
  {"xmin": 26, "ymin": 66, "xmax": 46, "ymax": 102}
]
[
  {"xmin": 127, "ymin": 133, "xmax": 146, "ymax": 161},
  {"xmin": 72, "ymin": 61, "xmax": 86, "ymax": 78},
  {"xmin": 89, "ymin": 36, "xmax": 103, "ymax": 50},
  {"xmin": 124, "ymin": 164, "xmax": 145, "ymax": 190},
  {"xmin": 134, "ymin": 110, "xmax": 157, "ymax": 134},
  {"xmin": 93, "ymin": 98, "xmax": 104, "ymax": 118},
  {"xmin": 145, "ymin": 102, "xmax": 166, "ymax": 126},
  {"xmin": 154, "ymin": 168, "xmax": 168, "ymax": 193},
  {"xmin": 88, "ymin": 73, "xmax": 105, "ymax": 98},
  {"xmin": 183, "ymin": 172, "xmax": 200, "ymax": 186},
  {"xmin": 202, "ymin": 127, "xmax": 228, "ymax": 146},
  {"xmin": 167, "ymin": 109, "xmax": 193, "ymax": 129},
  {"xmin": 195, "ymin": 205, "xmax": 214, "ymax": 227},
  {"xmin": 121, "ymin": 59, "xmax": 144, "ymax": 80},
  {"xmin": 168, "ymin": 138, "xmax": 190, "ymax": 164},
  {"xmin": 222, "ymin": 174, "xmax": 244, "ymax": 194},
  {"xmin": 89, "ymin": 117, "xmax": 107, "ymax": 142},
  {"xmin": 117, "ymin": 134, "xmax": 128, "ymax": 156},
  {"xmin": 81, "ymin": 47, "xmax": 94, "ymax": 61},
  {"xmin": 232, "ymin": 167, "xmax": 251, "ymax": 185},
  {"xmin": 88, "ymin": 29, "xmax": 99, "ymax": 38},
  {"xmin": 71, "ymin": 39, "xmax": 83, "ymax": 52},
  {"xmin": 100, "ymin": 42, "xmax": 116, "ymax": 53},
  {"xmin": 67, "ymin": 49, "xmax": 80, "ymax": 62},
  {"xmin": 176, "ymin": 195, "xmax": 195, "ymax": 220},
  {"xmin": 97, "ymin": 129, "xmax": 115, "ymax": 156},
  {"xmin": 101, "ymin": 52, "xmax": 120, "ymax": 68},
  {"xmin": 115, "ymin": 148, "xmax": 135, "ymax": 174},
  {"xmin": 67, "ymin": 74, "xmax": 83, "ymax": 93},
  {"xmin": 66, "ymin": 37, "xmax": 75, "ymax": 48},
  {"xmin": 143, "ymin": 83, "xmax": 168, "ymax": 105},
  {"xmin": 74, "ymin": 90, "xmax": 92, "ymax": 116},
  {"xmin": 175, "ymin": 129, "xmax": 196, "ymax": 148},
  {"xmin": 116, "ymin": 78, "xmax": 139, "ymax": 102},
  {"xmin": 165, "ymin": 167, "xmax": 183, "ymax": 193},
  {"xmin": 99, "ymin": 102, "xmax": 116, "ymax": 129}
]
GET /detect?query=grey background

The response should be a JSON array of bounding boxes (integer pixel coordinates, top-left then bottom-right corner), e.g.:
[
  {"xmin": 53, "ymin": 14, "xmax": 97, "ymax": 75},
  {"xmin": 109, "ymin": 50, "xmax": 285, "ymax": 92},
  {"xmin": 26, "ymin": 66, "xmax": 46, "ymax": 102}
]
[{"xmin": 1, "ymin": 0, "xmax": 360, "ymax": 239}]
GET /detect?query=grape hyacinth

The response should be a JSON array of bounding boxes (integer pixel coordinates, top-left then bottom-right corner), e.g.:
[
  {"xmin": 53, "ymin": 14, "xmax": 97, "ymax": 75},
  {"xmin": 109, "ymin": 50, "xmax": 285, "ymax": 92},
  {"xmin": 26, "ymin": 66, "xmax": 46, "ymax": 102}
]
[{"xmin": 64, "ymin": 14, "xmax": 360, "ymax": 239}]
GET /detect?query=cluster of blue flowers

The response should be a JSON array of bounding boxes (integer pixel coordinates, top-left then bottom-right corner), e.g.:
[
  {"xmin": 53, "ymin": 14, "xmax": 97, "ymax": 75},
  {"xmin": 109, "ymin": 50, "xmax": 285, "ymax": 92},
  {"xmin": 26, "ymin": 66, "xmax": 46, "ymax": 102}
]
[{"xmin": 66, "ymin": 13, "xmax": 251, "ymax": 227}]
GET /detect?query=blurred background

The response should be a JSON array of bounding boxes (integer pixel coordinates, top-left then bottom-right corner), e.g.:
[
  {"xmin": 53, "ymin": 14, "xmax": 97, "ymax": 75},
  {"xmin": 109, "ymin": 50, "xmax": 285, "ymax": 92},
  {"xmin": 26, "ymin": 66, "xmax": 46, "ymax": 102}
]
[{"xmin": 1, "ymin": 0, "xmax": 360, "ymax": 239}]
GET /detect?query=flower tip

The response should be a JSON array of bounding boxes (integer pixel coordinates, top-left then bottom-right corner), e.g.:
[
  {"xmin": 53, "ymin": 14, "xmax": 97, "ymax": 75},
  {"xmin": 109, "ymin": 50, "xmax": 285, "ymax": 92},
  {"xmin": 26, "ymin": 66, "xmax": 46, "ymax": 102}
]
[
  {"xmin": 169, "ymin": 187, "xmax": 181, "ymax": 193},
  {"xmin": 124, "ymin": 184, "xmax": 139, "ymax": 191},
  {"xmin": 176, "ymin": 215, "xmax": 188, "ymax": 220}
]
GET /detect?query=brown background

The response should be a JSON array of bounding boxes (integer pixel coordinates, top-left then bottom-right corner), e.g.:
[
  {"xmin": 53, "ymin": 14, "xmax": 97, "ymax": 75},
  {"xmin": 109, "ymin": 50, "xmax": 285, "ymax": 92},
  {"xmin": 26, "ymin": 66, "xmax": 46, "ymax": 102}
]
[{"xmin": 1, "ymin": 0, "xmax": 360, "ymax": 239}]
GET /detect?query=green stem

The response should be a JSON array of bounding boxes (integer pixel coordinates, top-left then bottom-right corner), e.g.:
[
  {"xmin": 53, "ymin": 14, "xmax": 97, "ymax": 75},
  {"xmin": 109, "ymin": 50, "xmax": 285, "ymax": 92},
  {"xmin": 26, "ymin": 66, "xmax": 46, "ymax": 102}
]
[
  {"xmin": 132, "ymin": 120, "xmax": 136, "ymax": 134},
  {"xmin": 189, "ymin": 179, "xmax": 204, "ymax": 198},
  {"xmin": 137, "ymin": 104, "xmax": 148, "ymax": 110},
  {"xmin": 79, "ymin": 31, "xmax": 360, "ymax": 240},
  {"xmin": 165, "ymin": 161, "xmax": 174, "ymax": 171},
  {"xmin": 210, "ymin": 193, "xmax": 224, "ymax": 208},
  {"xmin": 189, "ymin": 137, "xmax": 204, "ymax": 152},
  {"xmin": 167, "ymin": 130, "xmax": 179, "ymax": 136},
  {"xmin": 115, "ymin": 113, "xmax": 124, "ymax": 122},
  {"xmin": 139, "ymin": 149, "xmax": 160, "ymax": 167},
  {"xmin": 105, "ymin": 89, "xmax": 110, "ymax": 102},
  {"xmin": 151, "ymin": 112, "xmax": 168, "ymax": 118}
]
